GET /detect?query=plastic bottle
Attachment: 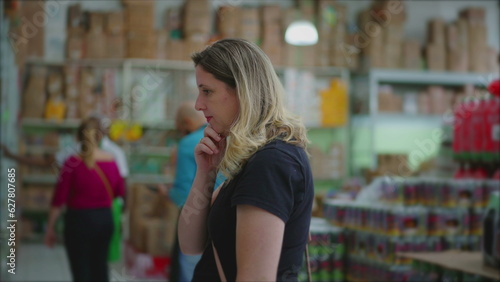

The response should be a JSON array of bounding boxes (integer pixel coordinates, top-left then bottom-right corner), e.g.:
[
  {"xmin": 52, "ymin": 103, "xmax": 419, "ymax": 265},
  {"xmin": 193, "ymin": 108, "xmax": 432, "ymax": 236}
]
[
  {"xmin": 485, "ymin": 96, "xmax": 500, "ymax": 162},
  {"xmin": 470, "ymin": 97, "xmax": 485, "ymax": 162},
  {"xmin": 452, "ymin": 99, "xmax": 465, "ymax": 160}
]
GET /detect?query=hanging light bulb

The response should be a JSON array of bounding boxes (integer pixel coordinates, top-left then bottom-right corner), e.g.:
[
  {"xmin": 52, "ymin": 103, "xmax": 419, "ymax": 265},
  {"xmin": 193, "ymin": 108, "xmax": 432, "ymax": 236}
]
[{"xmin": 284, "ymin": 20, "xmax": 319, "ymax": 46}]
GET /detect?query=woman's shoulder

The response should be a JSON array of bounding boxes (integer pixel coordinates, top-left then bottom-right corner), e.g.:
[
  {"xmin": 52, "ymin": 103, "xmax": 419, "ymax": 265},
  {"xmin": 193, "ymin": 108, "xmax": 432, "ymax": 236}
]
[
  {"xmin": 95, "ymin": 150, "xmax": 115, "ymax": 162},
  {"xmin": 250, "ymin": 140, "xmax": 305, "ymax": 165}
]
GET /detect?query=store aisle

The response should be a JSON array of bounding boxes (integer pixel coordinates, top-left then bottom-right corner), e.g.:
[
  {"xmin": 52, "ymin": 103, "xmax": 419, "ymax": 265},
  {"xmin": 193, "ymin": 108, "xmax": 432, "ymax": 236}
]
[
  {"xmin": 10, "ymin": 243, "xmax": 165, "ymax": 282},
  {"xmin": 11, "ymin": 243, "xmax": 71, "ymax": 281}
]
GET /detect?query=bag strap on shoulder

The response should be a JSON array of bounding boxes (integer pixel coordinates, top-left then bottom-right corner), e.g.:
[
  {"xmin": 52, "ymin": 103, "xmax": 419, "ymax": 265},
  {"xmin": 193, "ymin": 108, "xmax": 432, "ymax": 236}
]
[{"xmin": 95, "ymin": 165, "xmax": 114, "ymax": 200}]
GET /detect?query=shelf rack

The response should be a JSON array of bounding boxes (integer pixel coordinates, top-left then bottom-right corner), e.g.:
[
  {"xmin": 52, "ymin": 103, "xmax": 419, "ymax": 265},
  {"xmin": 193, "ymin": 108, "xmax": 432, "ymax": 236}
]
[{"xmin": 352, "ymin": 68, "xmax": 499, "ymax": 170}]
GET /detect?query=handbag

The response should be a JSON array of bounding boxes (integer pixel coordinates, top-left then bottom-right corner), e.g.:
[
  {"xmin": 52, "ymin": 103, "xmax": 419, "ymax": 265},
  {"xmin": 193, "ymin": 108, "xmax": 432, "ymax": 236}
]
[
  {"xmin": 212, "ymin": 234, "xmax": 312, "ymax": 282},
  {"xmin": 95, "ymin": 165, "xmax": 123, "ymax": 263}
]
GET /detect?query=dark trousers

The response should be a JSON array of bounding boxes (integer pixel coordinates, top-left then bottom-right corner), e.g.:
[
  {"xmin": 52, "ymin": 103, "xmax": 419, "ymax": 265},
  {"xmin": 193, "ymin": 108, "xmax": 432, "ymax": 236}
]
[{"xmin": 64, "ymin": 208, "xmax": 114, "ymax": 282}]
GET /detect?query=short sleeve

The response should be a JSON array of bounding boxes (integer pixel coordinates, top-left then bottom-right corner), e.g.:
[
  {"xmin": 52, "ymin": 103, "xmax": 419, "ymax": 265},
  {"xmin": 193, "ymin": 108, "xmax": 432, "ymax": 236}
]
[{"xmin": 231, "ymin": 148, "xmax": 301, "ymax": 223}]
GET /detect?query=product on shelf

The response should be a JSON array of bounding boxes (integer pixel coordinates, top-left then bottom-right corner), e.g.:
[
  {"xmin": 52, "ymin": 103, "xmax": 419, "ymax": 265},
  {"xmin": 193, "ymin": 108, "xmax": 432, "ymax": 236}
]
[
  {"xmin": 298, "ymin": 218, "xmax": 345, "ymax": 282},
  {"xmin": 482, "ymin": 191, "xmax": 500, "ymax": 269}
]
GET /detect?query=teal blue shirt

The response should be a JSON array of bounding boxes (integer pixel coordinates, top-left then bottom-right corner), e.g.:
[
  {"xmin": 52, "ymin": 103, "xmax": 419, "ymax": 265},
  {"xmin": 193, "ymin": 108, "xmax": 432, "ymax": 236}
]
[{"xmin": 169, "ymin": 125, "xmax": 225, "ymax": 207}]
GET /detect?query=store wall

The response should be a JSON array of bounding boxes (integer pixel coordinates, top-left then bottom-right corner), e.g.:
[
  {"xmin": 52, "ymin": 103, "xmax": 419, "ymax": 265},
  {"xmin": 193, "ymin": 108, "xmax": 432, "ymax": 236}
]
[
  {"xmin": 43, "ymin": 0, "xmax": 500, "ymax": 61},
  {"xmin": 343, "ymin": 0, "xmax": 499, "ymax": 49}
]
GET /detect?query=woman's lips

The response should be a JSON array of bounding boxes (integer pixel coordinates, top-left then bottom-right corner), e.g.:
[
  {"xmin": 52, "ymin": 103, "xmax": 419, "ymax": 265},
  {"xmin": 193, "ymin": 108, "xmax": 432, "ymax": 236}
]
[{"xmin": 206, "ymin": 117, "xmax": 212, "ymax": 122}]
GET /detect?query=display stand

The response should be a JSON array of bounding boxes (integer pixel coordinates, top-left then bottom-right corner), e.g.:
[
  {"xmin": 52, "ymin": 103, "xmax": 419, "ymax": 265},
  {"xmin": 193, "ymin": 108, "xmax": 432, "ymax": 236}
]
[{"xmin": 398, "ymin": 251, "xmax": 500, "ymax": 280}]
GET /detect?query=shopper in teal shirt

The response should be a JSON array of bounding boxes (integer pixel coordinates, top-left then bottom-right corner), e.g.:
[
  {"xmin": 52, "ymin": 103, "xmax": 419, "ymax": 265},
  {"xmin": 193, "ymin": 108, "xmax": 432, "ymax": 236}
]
[{"xmin": 169, "ymin": 101, "xmax": 224, "ymax": 281}]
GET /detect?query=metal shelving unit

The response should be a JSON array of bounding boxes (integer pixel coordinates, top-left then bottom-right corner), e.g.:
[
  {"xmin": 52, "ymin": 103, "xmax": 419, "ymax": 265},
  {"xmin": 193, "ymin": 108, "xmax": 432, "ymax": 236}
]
[{"xmin": 352, "ymin": 68, "xmax": 499, "ymax": 170}]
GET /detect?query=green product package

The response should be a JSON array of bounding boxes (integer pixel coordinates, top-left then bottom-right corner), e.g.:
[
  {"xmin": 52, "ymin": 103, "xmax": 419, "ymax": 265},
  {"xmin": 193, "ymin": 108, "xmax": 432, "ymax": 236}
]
[{"xmin": 108, "ymin": 198, "xmax": 123, "ymax": 262}]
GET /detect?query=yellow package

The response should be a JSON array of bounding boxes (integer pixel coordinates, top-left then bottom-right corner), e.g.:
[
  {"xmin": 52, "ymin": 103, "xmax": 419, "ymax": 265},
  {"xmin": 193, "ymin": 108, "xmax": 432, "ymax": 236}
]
[{"xmin": 44, "ymin": 98, "xmax": 66, "ymax": 121}]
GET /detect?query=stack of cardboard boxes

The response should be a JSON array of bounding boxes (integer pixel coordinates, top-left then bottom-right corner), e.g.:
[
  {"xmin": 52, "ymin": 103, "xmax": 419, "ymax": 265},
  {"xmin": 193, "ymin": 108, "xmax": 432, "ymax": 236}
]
[
  {"xmin": 460, "ymin": 8, "xmax": 498, "ymax": 73},
  {"xmin": 428, "ymin": 7, "xmax": 498, "ymax": 73},
  {"xmin": 358, "ymin": 0, "xmax": 408, "ymax": 70},
  {"xmin": 22, "ymin": 67, "xmax": 47, "ymax": 119},
  {"xmin": 377, "ymin": 154, "xmax": 409, "ymax": 176},
  {"xmin": 238, "ymin": 7, "xmax": 261, "ymax": 45},
  {"xmin": 217, "ymin": 5, "xmax": 239, "ymax": 39},
  {"xmin": 106, "ymin": 11, "xmax": 126, "ymax": 58},
  {"xmin": 128, "ymin": 184, "xmax": 177, "ymax": 258},
  {"xmin": 261, "ymin": 6, "xmax": 283, "ymax": 66},
  {"xmin": 309, "ymin": 143, "xmax": 345, "ymax": 180},
  {"xmin": 66, "ymin": 4, "xmax": 84, "ymax": 59},
  {"xmin": 124, "ymin": 0, "xmax": 156, "ymax": 59}
]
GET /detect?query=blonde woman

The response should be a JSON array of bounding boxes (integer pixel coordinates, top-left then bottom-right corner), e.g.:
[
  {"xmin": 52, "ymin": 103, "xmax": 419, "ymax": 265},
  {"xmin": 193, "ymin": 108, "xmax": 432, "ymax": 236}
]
[
  {"xmin": 45, "ymin": 117, "xmax": 125, "ymax": 282},
  {"xmin": 178, "ymin": 39, "xmax": 314, "ymax": 281}
]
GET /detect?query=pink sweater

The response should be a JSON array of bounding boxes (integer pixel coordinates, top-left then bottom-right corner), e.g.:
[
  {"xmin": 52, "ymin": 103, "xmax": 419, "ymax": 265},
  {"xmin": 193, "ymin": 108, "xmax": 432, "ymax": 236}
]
[{"xmin": 51, "ymin": 155, "xmax": 125, "ymax": 209}]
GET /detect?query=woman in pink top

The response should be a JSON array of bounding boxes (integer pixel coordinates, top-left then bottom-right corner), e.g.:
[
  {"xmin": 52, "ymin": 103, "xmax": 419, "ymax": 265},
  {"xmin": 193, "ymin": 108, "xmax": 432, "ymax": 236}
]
[{"xmin": 44, "ymin": 117, "xmax": 125, "ymax": 282}]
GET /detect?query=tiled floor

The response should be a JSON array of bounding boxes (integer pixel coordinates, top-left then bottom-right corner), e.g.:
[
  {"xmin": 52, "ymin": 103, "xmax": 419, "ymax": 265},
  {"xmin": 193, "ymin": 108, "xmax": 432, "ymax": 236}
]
[{"xmin": 8, "ymin": 243, "xmax": 165, "ymax": 282}]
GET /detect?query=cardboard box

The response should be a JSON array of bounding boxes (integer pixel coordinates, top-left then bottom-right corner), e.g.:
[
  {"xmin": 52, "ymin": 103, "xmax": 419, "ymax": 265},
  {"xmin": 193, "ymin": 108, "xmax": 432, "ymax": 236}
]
[
  {"xmin": 447, "ymin": 48, "xmax": 468, "ymax": 73},
  {"xmin": 78, "ymin": 69, "xmax": 96, "ymax": 119},
  {"xmin": 127, "ymin": 31, "xmax": 157, "ymax": 59},
  {"xmin": 23, "ymin": 67, "xmax": 47, "ymax": 118},
  {"xmin": 425, "ymin": 44, "xmax": 446, "ymax": 71},
  {"xmin": 184, "ymin": 40, "xmax": 207, "ymax": 61},
  {"xmin": 402, "ymin": 40, "xmax": 421, "ymax": 70},
  {"xmin": 418, "ymin": 91, "xmax": 431, "ymax": 114},
  {"xmin": 428, "ymin": 86, "xmax": 450, "ymax": 114},
  {"xmin": 106, "ymin": 11, "xmax": 124, "ymax": 35},
  {"xmin": 86, "ymin": 12, "xmax": 105, "ymax": 33},
  {"xmin": 378, "ymin": 86, "xmax": 402, "ymax": 113},
  {"xmin": 468, "ymin": 23, "xmax": 487, "ymax": 73},
  {"xmin": 217, "ymin": 6, "xmax": 240, "ymax": 38},
  {"xmin": 427, "ymin": 18, "xmax": 446, "ymax": 46},
  {"xmin": 64, "ymin": 65, "xmax": 80, "ymax": 98},
  {"xmin": 261, "ymin": 41, "xmax": 283, "ymax": 66},
  {"xmin": 65, "ymin": 99, "xmax": 79, "ymax": 119},
  {"xmin": 459, "ymin": 7, "xmax": 486, "ymax": 24},
  {"xmin": 167, "ymin": 39, "xmax": 185, "ymax": 61},
  {"xmin": 486, "ymin": 47, "xmax": 500, "ymax": 73},
  {"xmin": 309, "ymin": 144, "xmax": 345, "ymax": 180},
  {"xmin": 261, "ymin": 5, "xmax": 282, "ymax": 24},
  {"xmin": 238, "ymin": 7, "xmax": 260, "ymax": 43},
  {"xmin": 377, "ymin": 154, "xmax": 408, "ymax": 176},
  {"xmin": 66, "ymin": 35, "xmax": 84, "ymax": 59},
  {"xmin": 261, "ymin": 23, "xmax": 282, "ymax": 45},
  {"xmin": 144, "ymin": 219, "xmax": 175, "ymax": 256},
  {"xmin": 107, "ymin": 34, "xmax": 126, "ymax": 59},
  {"xmin": 183, "ymin": 0, "xmax": 211, "ymax": 40},
  {"xmin": 124, "ymin": 1, "xmax": 155, "ymax": 32},
  {"xmin": 370, "ymin": 0, "xmax": 406, "ymax": 24},
  {"xmin": 67, "ymin": 4, "xmax": 83, "ymax": 29},
  {"xmin": 85, "ymin": 32, "xmax": 107, "ymax": 59},
  {"xmin": 21, "ymin": 1, "xmax": 45, "ymax": 58}
]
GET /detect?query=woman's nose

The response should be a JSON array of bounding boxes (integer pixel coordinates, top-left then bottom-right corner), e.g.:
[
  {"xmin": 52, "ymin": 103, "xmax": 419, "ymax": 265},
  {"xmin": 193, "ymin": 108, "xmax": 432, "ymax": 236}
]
[{"xmin": 195, "ymin": 96, "xmax": 204, "ymax": 111}]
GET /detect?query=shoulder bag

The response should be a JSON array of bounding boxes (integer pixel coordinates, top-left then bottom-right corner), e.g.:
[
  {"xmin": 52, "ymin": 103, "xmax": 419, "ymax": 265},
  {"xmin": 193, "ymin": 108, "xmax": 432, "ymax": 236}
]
[{"xmin": 95, "ymin": 165, "xmax": 123, "ymax": 263}]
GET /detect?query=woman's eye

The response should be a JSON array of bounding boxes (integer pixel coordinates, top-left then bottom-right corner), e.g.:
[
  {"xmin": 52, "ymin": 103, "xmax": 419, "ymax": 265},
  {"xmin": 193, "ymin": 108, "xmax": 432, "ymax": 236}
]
[{"xmin": 203, "ymin": 89, "xmax": 211, "ymax": 94}]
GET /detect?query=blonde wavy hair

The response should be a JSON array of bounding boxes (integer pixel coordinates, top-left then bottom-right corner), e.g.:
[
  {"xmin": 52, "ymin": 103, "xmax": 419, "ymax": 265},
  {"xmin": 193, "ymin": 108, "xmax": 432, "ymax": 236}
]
[{"xmin": 191, "ymin": 38, "xmax": 309, "ymax": 180}]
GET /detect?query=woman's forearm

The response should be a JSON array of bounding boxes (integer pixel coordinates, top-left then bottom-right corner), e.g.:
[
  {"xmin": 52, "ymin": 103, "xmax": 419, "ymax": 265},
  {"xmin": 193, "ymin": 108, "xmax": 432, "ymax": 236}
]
[
  {"xmin": 178, "ymin": 170, "xmax": 217, "ymax": 255},
  {"xmin": 47, "ymin": 206, "xmax": 62, "ymax": 231}
]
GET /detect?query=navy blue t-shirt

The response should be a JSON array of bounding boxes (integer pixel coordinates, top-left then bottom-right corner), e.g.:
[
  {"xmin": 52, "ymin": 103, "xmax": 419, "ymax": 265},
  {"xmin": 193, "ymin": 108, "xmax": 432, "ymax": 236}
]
[{"xmin": 192, "ymin": 139, "xmax": 314, "ymax": 281}]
